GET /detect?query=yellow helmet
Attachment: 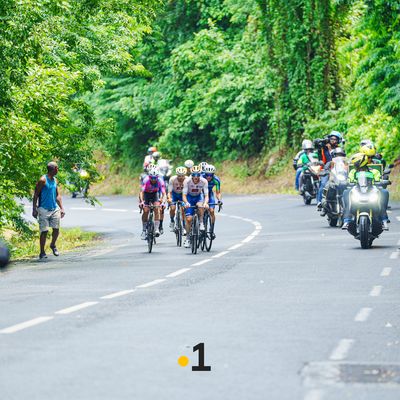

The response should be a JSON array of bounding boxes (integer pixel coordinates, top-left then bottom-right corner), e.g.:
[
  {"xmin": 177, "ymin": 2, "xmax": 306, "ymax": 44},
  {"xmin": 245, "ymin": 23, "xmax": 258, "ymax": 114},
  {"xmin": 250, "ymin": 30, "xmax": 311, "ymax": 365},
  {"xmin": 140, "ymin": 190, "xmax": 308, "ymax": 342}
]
[
  {"xmin": 351, "ymin": 153, "xmax": 368, "ymax": 169},
  {"xmin": 360, "ymin": 143, "xmax": 376, "ymax": 157}
]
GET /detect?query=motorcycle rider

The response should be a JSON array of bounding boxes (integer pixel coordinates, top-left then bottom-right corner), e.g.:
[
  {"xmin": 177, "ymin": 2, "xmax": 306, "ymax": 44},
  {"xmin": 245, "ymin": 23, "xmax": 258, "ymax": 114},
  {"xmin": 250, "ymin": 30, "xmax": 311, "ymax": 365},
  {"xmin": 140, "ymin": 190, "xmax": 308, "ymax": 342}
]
[
  {"xmin": 341, "ymin": 152, "xmax": 389, "ymax": 231},
  {"xmin": 314, "ymin": 131, "xmax": 343, "ymax": 210},
  {"xmin": 293, "ymin": 140, "xmax": 309, "ymax": 191},
  {"xmin": 143, "ymin": 146, "xmax": 157, "ymax": 168},
  {"xmin": 360, "ymin": 139, "xmax": 386, "ymax": 168},
  {"xmin": 298, "ymin": 140, "xmax": 319, "ymax": 193},
  {"xmin": 320, "ymin": 147, "xmax": 347, "ymax": 215}
]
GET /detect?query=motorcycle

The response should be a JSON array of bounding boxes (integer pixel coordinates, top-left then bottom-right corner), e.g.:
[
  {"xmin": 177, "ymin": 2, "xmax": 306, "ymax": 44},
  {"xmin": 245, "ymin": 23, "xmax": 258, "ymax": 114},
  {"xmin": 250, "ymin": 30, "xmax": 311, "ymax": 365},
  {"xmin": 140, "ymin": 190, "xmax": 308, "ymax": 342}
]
[
  {"xmin": 347, "ymin": 171, "xmax": 390, "ymax": 249},
  {"xmin": 299, "ymin": 159, "xmax": 321, "ymax": 205},
  {"xmin": 321, "ymin": 157, "xmax": 349, "ymax": 227},
  {"xmin": 157, "ymin": 159, "xmax": 173, "ymax": 187},
  {"xmin": 0, "ymin": 240, "xmax": 10, "ymax": 269}
]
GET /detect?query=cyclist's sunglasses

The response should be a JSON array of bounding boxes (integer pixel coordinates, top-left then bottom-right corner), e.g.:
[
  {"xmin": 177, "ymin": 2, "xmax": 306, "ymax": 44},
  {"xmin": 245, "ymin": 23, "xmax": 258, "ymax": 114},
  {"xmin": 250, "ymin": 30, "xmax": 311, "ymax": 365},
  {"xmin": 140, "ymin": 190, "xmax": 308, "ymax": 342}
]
[
  {"xmin": 191, "ymin": 173, "xmax": 201, "ymax": 177},
  {"xmin": 149, "ymin": 175, "xmax": 158, "ymax": 179},
  {"xmin": 204, "ymin": 173, "xmax": 214, "ymax": 178}
]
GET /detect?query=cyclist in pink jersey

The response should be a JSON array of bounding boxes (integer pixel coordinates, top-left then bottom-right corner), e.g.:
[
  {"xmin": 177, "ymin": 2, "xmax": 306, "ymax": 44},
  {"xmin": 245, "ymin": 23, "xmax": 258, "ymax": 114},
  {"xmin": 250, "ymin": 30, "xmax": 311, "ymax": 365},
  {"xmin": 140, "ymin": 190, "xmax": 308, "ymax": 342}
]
[{"xmin": 139, "ymin": 167, "xmax": 166, "ymax": 239}]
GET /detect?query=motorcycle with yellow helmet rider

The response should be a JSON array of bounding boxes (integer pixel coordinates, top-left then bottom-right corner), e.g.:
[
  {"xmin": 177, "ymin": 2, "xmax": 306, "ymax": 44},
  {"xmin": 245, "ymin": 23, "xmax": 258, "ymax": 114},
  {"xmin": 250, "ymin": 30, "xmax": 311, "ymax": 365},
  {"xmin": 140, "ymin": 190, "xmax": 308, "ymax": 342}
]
[{"xmin": 341, "ymin": 147, "xmax": 391, "ymax": 249}]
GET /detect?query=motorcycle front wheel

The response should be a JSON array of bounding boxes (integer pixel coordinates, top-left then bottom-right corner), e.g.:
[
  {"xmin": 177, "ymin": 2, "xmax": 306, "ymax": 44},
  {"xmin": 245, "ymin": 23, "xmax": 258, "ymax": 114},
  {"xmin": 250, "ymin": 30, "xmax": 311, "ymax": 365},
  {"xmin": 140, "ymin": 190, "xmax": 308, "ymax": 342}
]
[{"xmin": 359, "ymin": 215, "xmax": 371, "ymax": 249}]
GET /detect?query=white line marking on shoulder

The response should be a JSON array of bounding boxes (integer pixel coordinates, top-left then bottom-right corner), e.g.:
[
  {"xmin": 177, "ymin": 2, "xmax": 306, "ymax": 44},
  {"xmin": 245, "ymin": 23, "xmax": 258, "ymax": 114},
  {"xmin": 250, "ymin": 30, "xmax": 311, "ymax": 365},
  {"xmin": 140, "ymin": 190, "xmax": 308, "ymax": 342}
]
[
  {"xmin": 212, "ymin": 251, "xmax": 229, "ymax": 258},
  {"xmin": 166, "ymin": 268, "xmax": 191, "ymax": 278},
  {"xmin": 381, "ymin": 267, "xmax": 392, "ymax": 277},
  {"xmin": 136, "ymin": 279, "xmax": 166, "ymax": 288},
  {"xmin": 191, "ymin": 259, "xmax": 212, "ymax": 266},
  {"xmin": 102, "ymin": 208, "xmax": 128, "ymax": 212},
  {"xmin": 242, "ymin": 235, "xmax": 255, "ymax": 243},
  {"xmin": 396, "ymin": 216, "xmax": 400, "ymax": 222},
  {"xmin": 70, "ymin": 207, "xmax": 96, "ymax": 211},
  {"xmin": 101, "ymin": 289, "xmax": 136, "ymax": 299},
  {"xmin": 0, "ymin": 316, "xmax": 54, "ymax": 334},
  {"xmin": 329, "ymin": 339, "xmax": 354, "ymax": 361},
  {"xmin": 55, "ymin": 301, "xmax": 99, "ymax": 315},
  {"xmin": 354, "ymin": 307, "xmax": 372, "ymax": 322},
  {"xmin": 369, "ymin": 285, "xmax": 383, "ymax": 297}
]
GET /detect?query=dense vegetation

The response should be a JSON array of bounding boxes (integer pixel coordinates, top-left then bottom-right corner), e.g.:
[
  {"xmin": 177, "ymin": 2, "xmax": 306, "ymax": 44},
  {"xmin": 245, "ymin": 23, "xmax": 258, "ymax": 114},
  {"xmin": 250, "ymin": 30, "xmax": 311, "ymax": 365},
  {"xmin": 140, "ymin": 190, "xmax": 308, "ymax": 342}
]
[
  {"xmin": 91, "ymin": 0, "xmax": 400, "ymax": 165},
  {"xmin": 1, "ymin": 0, "xmax": 399, "ymax": 230}
]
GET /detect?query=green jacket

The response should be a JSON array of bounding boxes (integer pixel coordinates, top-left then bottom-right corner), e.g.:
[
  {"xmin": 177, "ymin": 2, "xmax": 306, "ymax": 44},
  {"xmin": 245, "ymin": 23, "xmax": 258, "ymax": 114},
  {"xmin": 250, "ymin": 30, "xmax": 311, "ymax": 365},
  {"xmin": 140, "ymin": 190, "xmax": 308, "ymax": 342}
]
[
  {"xmin": 300, "ymin": 152, "xmax": 318, "ymax": 171},
  {"xmin": 349, "ymin": 168, "xmax": 381, "ymax": 183}
]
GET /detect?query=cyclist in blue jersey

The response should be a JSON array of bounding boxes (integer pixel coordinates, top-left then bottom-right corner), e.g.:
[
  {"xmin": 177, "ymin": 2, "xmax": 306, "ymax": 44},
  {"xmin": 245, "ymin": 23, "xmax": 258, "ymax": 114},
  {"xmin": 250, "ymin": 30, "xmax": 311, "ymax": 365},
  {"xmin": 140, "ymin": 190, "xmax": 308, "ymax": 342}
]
[{"xmin": 202, "ymin": 164, "xmax": 222, "ymax": 239}]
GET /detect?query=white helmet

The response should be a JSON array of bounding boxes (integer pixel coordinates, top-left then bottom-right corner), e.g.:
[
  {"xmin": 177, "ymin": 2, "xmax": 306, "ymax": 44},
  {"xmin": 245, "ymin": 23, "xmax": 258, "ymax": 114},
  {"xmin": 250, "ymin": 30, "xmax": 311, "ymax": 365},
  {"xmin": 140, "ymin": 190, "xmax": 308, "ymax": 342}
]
[
  {"xmin": 302, "ymin": 140, "xmax": 314, "ymax": 151},
  {"xmin": 153, "ymin": 151, "xmax": 161, "ymax": 160},
  {"xmin": 184, "ymin": 159, "xmax": 194, "ymax": 169},
  {"xmin": 203, "ymin": 164, "xmax": 216, "ymax": 174},
  {"xmin": 176, "ymin": 166, "xmax": 187, "ymax": 176},
  {"xmin": 148, "ymin": 167, "xmax": 159, "ymax": 177},
  {"xmin": 199, "ymin": 162, "xmax": 208, "ymax": 172}
]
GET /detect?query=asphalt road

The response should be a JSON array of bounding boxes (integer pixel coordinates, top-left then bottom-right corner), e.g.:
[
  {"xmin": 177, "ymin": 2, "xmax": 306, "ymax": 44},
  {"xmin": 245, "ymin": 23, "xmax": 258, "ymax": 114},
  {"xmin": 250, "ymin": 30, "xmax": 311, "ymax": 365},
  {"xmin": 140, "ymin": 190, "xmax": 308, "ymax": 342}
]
[{"xmin": 1, "ymin": 195, "xmax": 400, "ymax": 400}]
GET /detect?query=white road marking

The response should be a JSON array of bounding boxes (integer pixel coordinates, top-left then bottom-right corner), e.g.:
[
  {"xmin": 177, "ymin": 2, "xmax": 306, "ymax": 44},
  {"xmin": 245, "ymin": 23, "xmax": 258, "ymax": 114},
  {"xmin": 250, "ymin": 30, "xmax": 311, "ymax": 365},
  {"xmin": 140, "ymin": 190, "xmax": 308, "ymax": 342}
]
[
  {"xmin": 191, "ymin": 259, "xmax": 212, "ymax": 267},
  {"xmin": 102, "ymin": 208, "xmax": 128, "ymax": 212},
  {"xmin": 100, "ymin": 289, "xmax": 136, "ymax": 299},
  {"xmin": 212, "ymin": 251, "xmax": 229, "ymax": 258},
  {"xmin": 369, "ymin": 285, "xmax": 383, "ymax": 297},
  {"xmin": 69, "ymin": 207, "xmax": 96, "ymax": 211},
  {"xmin": 396, "ymin": 216, "xmax": 400, "ymax": 222},
  {"xmin": 390, "ymin": 251, "xmax": 399, "ymax": 259},
  {"xmin": 242, "ymin": 235, "xmax": 255, "ymax": 243},
  {"xmin": 304, "ymin": 390, "xmax": 324, "ymax": 400},
  {"xmin": 329, "ymin": 339, "xmax": 354, "ymax": 361},
  {"xmin": 397, "ymin": 239, "xmax": 400, "ymax": 246},
  {"xmin": 381, "ymin": 267, "xmax": 392, "ymax": 277},
  {"xmin": 354, "ymin": 307, "xmax": 372, "ymax": 322},
  {"xmin": 55, "ymin": 301, "xmax": 99, "ymax": 315},
  {"xmin": 136, "ymin": 279, "xmax": 166, "ymax": 288},
  {"xmin": 0, "ymin": 316, "xmax": 54, "ymax": 334},
  {"xmin": 166, "ymin": 268, "xmax": 191, "ymax": 278},
  {"xmin": 228, "ymin": 243, "xmax": 244, "ymax": 251}
]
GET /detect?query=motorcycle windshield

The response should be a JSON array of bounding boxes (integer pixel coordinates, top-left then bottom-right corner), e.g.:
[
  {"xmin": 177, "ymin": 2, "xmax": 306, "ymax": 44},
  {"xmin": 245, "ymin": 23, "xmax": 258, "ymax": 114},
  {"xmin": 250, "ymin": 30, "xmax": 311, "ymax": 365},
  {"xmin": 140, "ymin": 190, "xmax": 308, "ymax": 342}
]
[
  {"xmin": 357, "ymin": 171, "xmax": 373, "ymax": 188},
  {"xmin": 331, "ymin": 158, "xmax": 348, "ymax": 180}
]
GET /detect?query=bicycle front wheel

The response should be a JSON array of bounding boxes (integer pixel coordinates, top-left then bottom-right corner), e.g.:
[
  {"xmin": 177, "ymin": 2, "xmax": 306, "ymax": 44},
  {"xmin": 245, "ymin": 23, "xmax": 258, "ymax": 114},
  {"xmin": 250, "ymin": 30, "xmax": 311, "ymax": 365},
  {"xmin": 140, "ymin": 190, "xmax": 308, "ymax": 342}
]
[
  {"xmin": 204, "ymin": 212, "xmax": 214, "ymax": 252},
  {"xmin": 147, "ymin": 218, "xmax": 154, "ymax": 253},
  {"xmin": 176, "ymin": 208, "xmax": 182, "ymax": 247},
  {"xmin": 191, "ymin": 215, "xmax": 198, "ymax": 254}
]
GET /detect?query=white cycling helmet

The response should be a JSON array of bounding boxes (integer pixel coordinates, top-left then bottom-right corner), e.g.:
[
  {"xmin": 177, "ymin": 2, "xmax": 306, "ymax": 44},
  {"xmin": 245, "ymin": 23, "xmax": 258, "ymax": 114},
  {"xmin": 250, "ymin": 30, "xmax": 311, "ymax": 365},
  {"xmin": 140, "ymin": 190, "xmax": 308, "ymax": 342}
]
[
  {"xmin": 190, "ymin": 165, "xmax": 202, "ymax": 175},
  {"xmin": 203, "ymin": 164, "xmax": 216, "ymax": 174},
  {"xmin": 148, "ymin": 167, "xmax": 159, "ymax": 177},
  {"xmin": 152, "ymin": 151, "xmax": 161, "ymax": 160},
  {"xmin": 199, "ymin": 161, "xmax": 208, "ymax": 171},
  {"xmin": 184, "ymin": 159, "xmax": 194, "ymax": 169},
  {"xmin": 176, "ymin": 166, "xmax": 187, "ymax": 176}
]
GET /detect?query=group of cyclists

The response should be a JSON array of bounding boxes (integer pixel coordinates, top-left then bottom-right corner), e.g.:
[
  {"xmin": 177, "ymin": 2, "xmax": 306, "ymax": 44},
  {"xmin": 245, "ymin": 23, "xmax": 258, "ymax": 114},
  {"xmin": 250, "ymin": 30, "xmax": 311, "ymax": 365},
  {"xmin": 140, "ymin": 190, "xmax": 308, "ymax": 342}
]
[
  {"xmin": 140, "ymin": 147, "xmax": 222, "ymax": 249},
  {"xmin": 293, "ymin": 131, "xmax": 391, "ymax": 231}
]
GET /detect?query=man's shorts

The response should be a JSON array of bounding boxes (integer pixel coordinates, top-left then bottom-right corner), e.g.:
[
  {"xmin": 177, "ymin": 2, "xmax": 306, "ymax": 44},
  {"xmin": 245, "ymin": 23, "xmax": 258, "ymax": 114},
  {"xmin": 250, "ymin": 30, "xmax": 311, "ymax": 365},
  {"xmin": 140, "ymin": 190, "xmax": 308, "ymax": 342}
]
[
  {"xmin": 38, "ymin": 207, "xmax": 61, "ymax": 233},
  {"xmin": 171, "ymin": 192, "xmax": 183, "ymax": 203},
  {"xmin": 143, "ymin": 192, "xmax": 160, "ymax": 205},
  {"xmin": 185, "ymin": 194, "xmax": 204, "ymax": 216},
  {"xmin": 208, "ymin": 192, "xmax": 216, "ymax": 209}
]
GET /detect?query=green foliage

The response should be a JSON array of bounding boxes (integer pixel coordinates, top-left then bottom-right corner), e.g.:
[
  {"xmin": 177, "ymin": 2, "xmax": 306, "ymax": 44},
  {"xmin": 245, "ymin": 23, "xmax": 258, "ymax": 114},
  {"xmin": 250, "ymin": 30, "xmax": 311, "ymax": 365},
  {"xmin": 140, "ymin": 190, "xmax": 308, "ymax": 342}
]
[{"xmin": 0, "ymin": 0, "xmax": 160, "ymax": 229}]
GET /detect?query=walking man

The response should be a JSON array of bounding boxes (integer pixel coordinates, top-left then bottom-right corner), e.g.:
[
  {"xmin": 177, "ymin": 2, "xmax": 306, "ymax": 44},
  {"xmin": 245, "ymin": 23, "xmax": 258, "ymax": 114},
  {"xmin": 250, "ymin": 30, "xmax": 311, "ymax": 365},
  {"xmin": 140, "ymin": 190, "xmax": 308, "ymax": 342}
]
[{"xmin": 32, "ymin": 162, "xmax": 65, "ymax": 259}]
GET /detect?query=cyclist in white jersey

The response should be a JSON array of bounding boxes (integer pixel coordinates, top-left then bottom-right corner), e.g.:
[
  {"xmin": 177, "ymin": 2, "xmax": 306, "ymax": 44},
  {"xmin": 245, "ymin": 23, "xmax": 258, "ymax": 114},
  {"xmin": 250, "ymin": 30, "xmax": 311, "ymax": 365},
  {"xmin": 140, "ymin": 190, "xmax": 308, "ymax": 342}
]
[
  {"xmin": 182, "ymin": 165, "xmax": 209, "ymax": 248},
  {"xmin": 167, "ymin": 166, "xmax": 187, "ymax": 231}
]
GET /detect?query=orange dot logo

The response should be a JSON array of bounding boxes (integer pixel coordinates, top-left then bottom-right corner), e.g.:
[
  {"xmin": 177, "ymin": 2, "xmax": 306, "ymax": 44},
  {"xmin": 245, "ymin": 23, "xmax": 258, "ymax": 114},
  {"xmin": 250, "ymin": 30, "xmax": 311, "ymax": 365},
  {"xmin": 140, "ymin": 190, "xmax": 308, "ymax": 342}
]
[{"xmin": 178, "ymin": 355, "xmax": 189, "ymax": 367}]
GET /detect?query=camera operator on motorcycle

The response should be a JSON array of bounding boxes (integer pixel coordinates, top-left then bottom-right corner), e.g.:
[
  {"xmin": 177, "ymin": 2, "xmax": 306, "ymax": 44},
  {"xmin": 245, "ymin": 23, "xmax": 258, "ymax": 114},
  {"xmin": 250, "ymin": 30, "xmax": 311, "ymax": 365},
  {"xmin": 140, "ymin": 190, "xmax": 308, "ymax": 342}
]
[
  {"xmin": 314, "ymin": 131, "xmax": 343, "ymax": 210},
  {"xmin": 293, "ymin": 140, "xmax": 308, "ymax": 191},
  {"xmin": 143, "ymin": 146, "xmax": 157, "ymax": 168},
  {"xmin": 341, "ymin": 151, "xmax": 389, "ymax": 231},
  {"xmin": 320, "ymin": 147, "xmax": 347, "ymax": 217}
]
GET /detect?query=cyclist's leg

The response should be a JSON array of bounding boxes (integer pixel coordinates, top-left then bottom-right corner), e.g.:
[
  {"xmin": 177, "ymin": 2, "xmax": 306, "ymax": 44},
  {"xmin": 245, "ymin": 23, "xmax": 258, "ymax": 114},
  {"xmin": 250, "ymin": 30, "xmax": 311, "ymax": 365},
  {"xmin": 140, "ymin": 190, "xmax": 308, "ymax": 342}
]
[{"xmin": 208, "ymin": 192, "xmax": 216, "ymax": 224}]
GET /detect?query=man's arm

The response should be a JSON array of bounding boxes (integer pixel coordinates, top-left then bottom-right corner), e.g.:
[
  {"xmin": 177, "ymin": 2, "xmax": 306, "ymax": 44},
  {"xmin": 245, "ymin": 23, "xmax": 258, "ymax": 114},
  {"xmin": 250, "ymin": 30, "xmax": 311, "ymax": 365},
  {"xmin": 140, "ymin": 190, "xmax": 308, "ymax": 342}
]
[
  {"xmin": 32, "ymin": 177, "xmax": 46, "ymax": 218},
  {"xmin": 56, "ymin": 185, "xmax": 65, "ymax": 218}
]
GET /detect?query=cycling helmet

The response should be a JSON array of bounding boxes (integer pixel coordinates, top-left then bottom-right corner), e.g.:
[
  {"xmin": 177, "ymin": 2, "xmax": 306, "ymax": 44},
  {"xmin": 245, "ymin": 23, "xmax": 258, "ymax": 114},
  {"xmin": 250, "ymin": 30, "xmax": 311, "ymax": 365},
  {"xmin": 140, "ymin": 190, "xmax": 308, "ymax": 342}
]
[
  {"xmin": 148, "ymin": 146, "xmax": 157, "ymax": 154},
  {"xmin": 184, "ymin": 159, "xmax": 194, "ymax": 169},
  {"xmin": 176, "ymin": 166, "xmax": 187, "ymax": 176},
  {"xmin": 331, "ymin": 147, "xmax": 346, "ymax": 158},
  {"xmin": 190, "ymin": 165, "xmax": 202, "ymax": 175},
  {"xmin": 199, "ymin": 162, "xmax": 208, "ymax": 172},
  {"xmin": 148, "ymin": 167, "xmax": 159, "ymax": 178},
  {"xmin": 203, "ymin": 164, "xmax": 216, "ymax": 174},
  {"xmin": 360, "ymin": 143, "xmax": 376, "ymax": 157},
  {"xmin": 328, "ymin": 131, "xmax": 343, "ymax": 143},
  {"xmin": 302, "ymin": 140, "xmax": 314, "ymax": 151},
  {"xmin": 350, "ymin": 153, "xmax": 368, "ymax": 169},
  {"xmin": 152, "ymin": 151, "xmax": 161, "ymax": 160}
]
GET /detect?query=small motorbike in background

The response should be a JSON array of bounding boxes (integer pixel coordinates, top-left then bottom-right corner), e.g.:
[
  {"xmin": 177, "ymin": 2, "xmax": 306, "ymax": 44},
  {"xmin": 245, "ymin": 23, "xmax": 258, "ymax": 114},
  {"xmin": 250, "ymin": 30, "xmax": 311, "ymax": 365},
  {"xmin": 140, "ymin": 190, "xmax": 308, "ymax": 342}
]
[
  {"xmin": 321, "ymin": 157, "xmax": 349, "ymax": 227},
  {"xmin": 299, "ymin": 159, "xmax": 321, "ymax": 205},
  {"xmin": 347, "ymin": 171, "xmax": 390, "ymax": 249},
  {"xmin": 157, "ymin": 159, "xmax": 173, "ymax": 186}
]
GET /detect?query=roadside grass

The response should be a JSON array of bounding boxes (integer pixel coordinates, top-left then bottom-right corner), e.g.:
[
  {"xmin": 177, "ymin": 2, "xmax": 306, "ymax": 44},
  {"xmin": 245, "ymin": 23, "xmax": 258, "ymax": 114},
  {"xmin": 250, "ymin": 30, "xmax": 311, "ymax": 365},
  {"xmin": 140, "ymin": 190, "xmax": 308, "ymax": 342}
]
[
  {"xmin": 390, "ymin": 166, "xmax": 400, "ymax": 201},
  {"xmin": 5, "ymin": 227, "xmax": 101, "ymax": 261}
]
